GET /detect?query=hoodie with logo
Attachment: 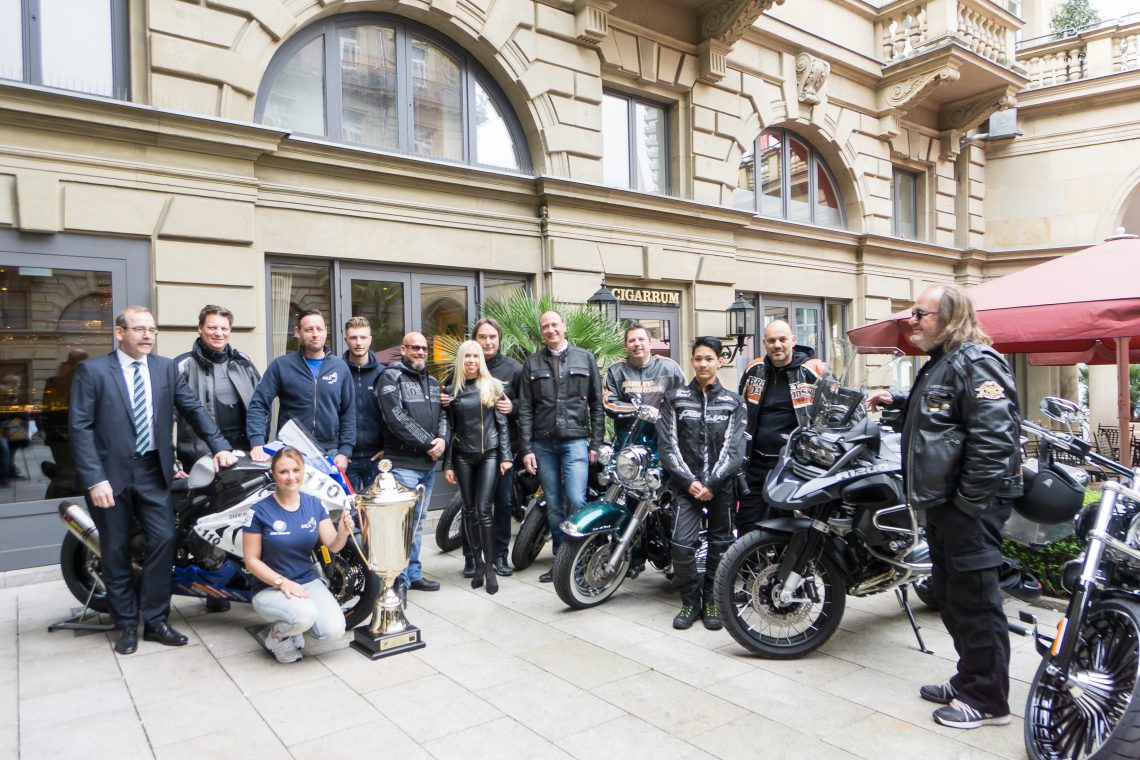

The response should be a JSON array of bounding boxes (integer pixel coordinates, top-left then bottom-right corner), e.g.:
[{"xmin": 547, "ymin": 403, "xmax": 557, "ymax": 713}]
[{"xmin": 246, "ymin": 350, "xmax": 356, "ymax": 458}]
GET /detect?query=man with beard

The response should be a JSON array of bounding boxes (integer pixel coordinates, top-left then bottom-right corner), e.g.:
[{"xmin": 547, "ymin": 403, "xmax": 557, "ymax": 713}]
[
  {"xmin": 175, "ymin": 304, "xmax": 262, "ymax": 612},
  {"xmin": 247, "ymin": 309, "xmax": 355, "ymax": 471},
  {"xmin": 603, "ymin": 324, "xmax": 685, "ymax": 445},
  {"xmin": 442, "ymin": 317, "xmax": 522, "ymax": 578},
  {"xmin": 69, "ymin": 306, "xmax": 237, "ymax": 654},
  {"xmin": 736, "ymin": 320, "xmax": 826, "ymax": 536},
  {"xmin": 342, "ymin": 316, "xmax": 386, "ymax": 493},
  {"xmin": 868, "ymin": 284, "xmax": 1021, "ymax": 730},
  {"xmin": 377, "ymin": 331, "xmax": 448, "ymax": 594}
]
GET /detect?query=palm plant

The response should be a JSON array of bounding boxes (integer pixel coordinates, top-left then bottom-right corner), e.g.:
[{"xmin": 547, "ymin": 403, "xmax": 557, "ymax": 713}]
[{"xmin": 430, "ymin": 290, "xmax": 626, "ymax": 381}]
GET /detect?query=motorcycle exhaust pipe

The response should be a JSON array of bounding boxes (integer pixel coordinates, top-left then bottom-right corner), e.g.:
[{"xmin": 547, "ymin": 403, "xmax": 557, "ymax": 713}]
[{"xmin": 58, "ymin": 501, "xmax": 102, "ymax": 557}]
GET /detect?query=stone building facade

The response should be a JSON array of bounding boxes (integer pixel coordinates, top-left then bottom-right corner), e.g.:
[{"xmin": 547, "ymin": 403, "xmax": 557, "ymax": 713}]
[{"xmin": 1, "ymin": 0, "xmax": 1138, "ymax": 567}]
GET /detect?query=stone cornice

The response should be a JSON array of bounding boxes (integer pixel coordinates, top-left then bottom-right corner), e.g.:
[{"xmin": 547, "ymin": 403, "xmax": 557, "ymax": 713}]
[
  {"xmin": 1015, "ymin": 69, "xmax": 1140, "ymax": 116},
  {"xmin": 0, "ymin": 81, "xmax": 285, "ymax": 160}
]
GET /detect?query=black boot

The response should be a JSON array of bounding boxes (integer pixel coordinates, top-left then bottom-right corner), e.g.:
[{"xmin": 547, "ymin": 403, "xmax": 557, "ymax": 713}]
[
  {"xmin": 466, "ymin": 511, "xmax": 485, "ymax": 590},
  {"xmin": 482, "ymin": 524, "xmax": 499, "ymax": 595}
]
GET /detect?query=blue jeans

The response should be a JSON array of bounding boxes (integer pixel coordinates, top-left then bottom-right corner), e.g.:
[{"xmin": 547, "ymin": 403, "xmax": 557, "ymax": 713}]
[
  {"xmin": 531, "ymin": 438, "xmax": 589, "ymax": 553},
  {"xmin": 252, "ymin": 579, "xmax": 346, "ymax": 640},
  {"xmin": 392, "ymin": 466, "xmax": 435, "ymax": 585},
  {"xmin": 346, "ymin": 455, "xmax": 380, "ymax": 493}
]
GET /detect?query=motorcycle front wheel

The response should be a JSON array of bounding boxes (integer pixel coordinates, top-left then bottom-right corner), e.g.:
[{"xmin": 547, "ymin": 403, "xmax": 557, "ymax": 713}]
[
  {"xmin": 326, "ymin": 543, "xmax": 381, "ymax": 630},
  {"xmin": 60, "ymin": 532, "xmax": 110, "ymax": 613},
  {"xmin": 1024, "ymin": 598, "xmax": 1140, "ymax": 760},
  {"xmin": 434, "ymin": 493, "xmax": 464, "ymax": 553},
  {"xmin": 511, "ymin": 498, "xmax": 549, "ymax": 571},
  {"xmin": 714, "ymin": 531, "xmax": 846, "ymax": 659},
  {"xmin": 552, "ymin": 533, "xmax": 631, "ymax": 609}
]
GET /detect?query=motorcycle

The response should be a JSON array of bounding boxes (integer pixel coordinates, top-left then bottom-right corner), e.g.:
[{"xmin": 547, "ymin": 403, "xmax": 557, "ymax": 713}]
[
  {"xmin": 1018, "ymin": 397, "xmax": 1140, "ymax": 760},
  {"xmin": 714, "ymin": 346, "xmax": 937, "ymax": 658},
  {"xmin": 552, "ymin": 405, "xmax": 684, "ymax": 609},
  {"xmin": 57, "ymin": 421, "xmax": 380, "ymax": 629},
  {"xmin": 434, "ymin": 465, "xmax": 551, "ymax": 571}
]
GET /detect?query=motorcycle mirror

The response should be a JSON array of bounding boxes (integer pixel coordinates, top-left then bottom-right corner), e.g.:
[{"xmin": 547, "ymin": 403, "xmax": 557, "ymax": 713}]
[{"xmin": 1039, "ymin": 397, "xmax": 1080, "ymax": 425}]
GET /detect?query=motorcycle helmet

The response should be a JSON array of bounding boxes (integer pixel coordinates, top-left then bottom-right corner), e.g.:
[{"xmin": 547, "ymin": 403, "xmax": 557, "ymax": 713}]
[{"xmin": 1014, "ymin": 458, "xmax": 1086, "ymax": 525}]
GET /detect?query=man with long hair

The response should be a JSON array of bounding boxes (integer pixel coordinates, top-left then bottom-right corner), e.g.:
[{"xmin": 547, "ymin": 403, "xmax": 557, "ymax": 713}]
[{"xmin": 869, "ymin": 283, "xmax": 1022, "ymax": 730}]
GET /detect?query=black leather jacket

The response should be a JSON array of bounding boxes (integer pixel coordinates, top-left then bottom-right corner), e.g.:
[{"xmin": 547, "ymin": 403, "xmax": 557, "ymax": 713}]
[
  {"xmin": 376, "ymin": 360, "xmax": 448, "ymax": 470},
  {"xmin": 175, "ymin": 339, "xmax": 261, "ymax": 465},
  {"xmin": 518, "ymin": 343, "xmax": 604, "ymax": 453},
  {"xmin": 444, "ymin": 383, "xmax": 512, "ymax": 467},
  {"xmin": 603, "ymin": 355, "xmax": 686, "ymax": 442},
  {"xmin": 892, "ymin": 342, "xmax": 1022, "ymax": 516},
  {"xmin": 657, "ymin": 378, "xmax": 747, "ymax": 495}
]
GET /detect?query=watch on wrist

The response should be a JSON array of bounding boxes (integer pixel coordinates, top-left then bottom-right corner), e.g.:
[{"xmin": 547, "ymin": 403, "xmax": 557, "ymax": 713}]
[{"xmin": 273, "ymin": 576, "xmax": 284, "ymax": 587}]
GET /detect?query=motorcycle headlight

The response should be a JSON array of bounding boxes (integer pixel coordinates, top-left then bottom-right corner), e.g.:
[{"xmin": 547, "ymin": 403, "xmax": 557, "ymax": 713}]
[
  {"xmin": 615, "ymin": 446, "xmax": 649, "ymax": 486},
  {"xmin": 807, "ymin": 442, "xmax": 837, "ymax": 468},
  {"xmin": 596, "ymin": 444, "xmax": 614, "ymax": 466},
  {"xmin": 645, "ymin": 468, "xmax": 663, "ymax": 491}
]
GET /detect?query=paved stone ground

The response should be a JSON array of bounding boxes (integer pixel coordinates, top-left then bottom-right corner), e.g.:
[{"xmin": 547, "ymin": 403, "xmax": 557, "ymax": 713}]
[{"xmin": 0, "ymin": 540, "xmax": 1054, "ymax": 760}]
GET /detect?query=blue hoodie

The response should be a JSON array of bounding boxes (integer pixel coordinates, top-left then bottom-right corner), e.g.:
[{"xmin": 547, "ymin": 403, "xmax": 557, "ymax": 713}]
[{"xmin": 246, "ymin": 351, "xmax": 356, "ymax": 457}]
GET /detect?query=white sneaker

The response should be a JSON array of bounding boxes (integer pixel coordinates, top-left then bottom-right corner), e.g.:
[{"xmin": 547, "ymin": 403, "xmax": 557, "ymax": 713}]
[{"xmin": 265, "ymin": 628, "xmax": 302, "ymax": 664}]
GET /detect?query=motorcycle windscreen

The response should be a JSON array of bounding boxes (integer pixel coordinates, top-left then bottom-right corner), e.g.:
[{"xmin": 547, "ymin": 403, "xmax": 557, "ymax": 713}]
[
  {"xmin": 809, "ymin": 340, "xmax": 910, "ymax": 432},
  {"xmin": 265, "ymin": 419, "xmax": 354, "ymax": 496}
]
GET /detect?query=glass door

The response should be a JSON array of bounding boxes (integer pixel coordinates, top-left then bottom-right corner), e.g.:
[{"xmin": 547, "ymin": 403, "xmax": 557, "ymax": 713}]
[{"xmin": 618, "ymin": 305, "xmax": 679, "ymax": 363}]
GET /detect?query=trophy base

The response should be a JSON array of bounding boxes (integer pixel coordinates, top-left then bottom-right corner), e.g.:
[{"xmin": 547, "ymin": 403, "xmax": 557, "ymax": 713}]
[{"xmin": 350, "ymin": 623, "xmax": 426, "ymax": 659}]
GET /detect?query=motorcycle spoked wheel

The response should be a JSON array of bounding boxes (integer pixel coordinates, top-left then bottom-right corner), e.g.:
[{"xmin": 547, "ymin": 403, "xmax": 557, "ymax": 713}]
[
  {"xmin": 434, "ymin": 493, "xmax": 465, "ymax": 553},
  {"xmin": 510, "ymin": 497, "xmax": 549, "ymax": 571},
  {"xmin": 552, "ymin": 533, "xmax": 631, "ymax": 609},
  {"xmin": 60, "ymin": 532, "xmax": 110, "ymax": 613},
  {"xmin": 1024, "ymin": 599, "xmax": 1140, "ymax": 760},
  {"xmin": 325, "ymin": 543, "xmax": 381, "ymax": 630},
  {"xmin": 714, "ymin": 531, "xmax": 846, "ymax": 659}
]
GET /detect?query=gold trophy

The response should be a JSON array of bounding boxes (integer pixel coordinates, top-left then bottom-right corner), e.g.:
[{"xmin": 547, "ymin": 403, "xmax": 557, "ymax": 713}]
[{"xmin": 349, "ymin": 460, "xmax": 427, "ymax": 659}]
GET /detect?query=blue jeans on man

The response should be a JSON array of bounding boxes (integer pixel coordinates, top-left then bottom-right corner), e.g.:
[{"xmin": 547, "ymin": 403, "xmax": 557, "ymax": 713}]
[
  {"xmin": 392, "ymin": 467, "xmax": 435, "ymax": 585},
  {"xmin": 346, "ymin": 455, "xmax": 380, "ymax": 494},
  {"xmin": 531, "ymin": 438, "xmax": 589, "ymax": 553}
]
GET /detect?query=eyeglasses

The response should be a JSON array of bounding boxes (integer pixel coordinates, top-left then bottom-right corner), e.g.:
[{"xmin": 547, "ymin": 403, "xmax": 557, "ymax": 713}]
[
  {"xmin": 125, "ymin": 326, "xmax": 158, "ymax": 336},
  {"xmin": 912, "ymin": 308, "xmax": 936, "ymax": 320},
  {"xmin": 403, "ymin": 344, "xmax": 428, "ymax": 352}
]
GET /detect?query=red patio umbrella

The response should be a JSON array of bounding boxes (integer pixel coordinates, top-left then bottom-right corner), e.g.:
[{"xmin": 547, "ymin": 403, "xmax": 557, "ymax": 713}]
[{"xmin": 848, "ymin": 235, "xmax": 1140, "ymax": 464}]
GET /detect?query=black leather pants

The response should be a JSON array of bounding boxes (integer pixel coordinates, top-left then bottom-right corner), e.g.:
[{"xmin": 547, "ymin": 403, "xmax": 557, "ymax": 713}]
[{"xmin": 454, "ymin": 451, "xmax": 499, "ymax": 591}]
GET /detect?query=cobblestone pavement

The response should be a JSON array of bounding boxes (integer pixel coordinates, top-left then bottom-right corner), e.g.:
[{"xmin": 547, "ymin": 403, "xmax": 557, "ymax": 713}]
[{"xmin": 0, "ymin": 539, "xmax": 1053, "ymax": 760}]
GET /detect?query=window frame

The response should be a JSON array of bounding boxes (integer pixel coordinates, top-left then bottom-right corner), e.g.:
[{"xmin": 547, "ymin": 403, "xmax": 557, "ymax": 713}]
[
  {"xmin": 602, "ymin": 89, "xmax": 672, "ymax": 195},
  {"xmin": 254, "ymin": 12, "xmax": 531, "ymax": 172},
  {"xmin": 892, "ymin": 167, "xmax": 920, "ymax": 240},
  {"xmin": 5, "ymin": 0, "xmax": 130, "ymax": 100},
  {"xmin": 738, "ymin": 128, "xmax": 846, "ymax": 229}
]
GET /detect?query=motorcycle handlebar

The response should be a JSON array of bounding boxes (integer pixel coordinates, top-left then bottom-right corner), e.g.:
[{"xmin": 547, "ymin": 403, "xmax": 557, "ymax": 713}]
[{"xmin": 1021, "ymin": 420, "xmax": 1134, "ymax": 479}]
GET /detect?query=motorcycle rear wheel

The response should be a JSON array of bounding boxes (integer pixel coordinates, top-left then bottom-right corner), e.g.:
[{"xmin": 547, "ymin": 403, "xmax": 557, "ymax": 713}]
[
  {"xmin": 434, "ymin": 493, "xmax": 465, "ymax": 553},
  {"xmin": 60, "ymin": 532, "xmax": 110, "ymax": 613},
  {"xmin": 1024, "ymin": 598, "xmax": 1140, "ymax": 760},
  {"xmin": 511, "ymin": 498, "xmax": 549, "ymax": 571},
  {"xmin": 714, "ymin": 531, "xmax": 846, "ymax": 659},
  {"xmin": 552, "ymin": 533, "xmax": 631, "ymax": 609},
  {"xmin": 326, "ymin": 543, "xmax": 381, "ymax": 630}
]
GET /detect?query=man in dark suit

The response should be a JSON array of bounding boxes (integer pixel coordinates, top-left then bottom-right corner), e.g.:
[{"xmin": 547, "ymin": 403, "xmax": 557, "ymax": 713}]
[{"xmin": 69, "ymin": 306, "xmax": 237, "ymax": 655}]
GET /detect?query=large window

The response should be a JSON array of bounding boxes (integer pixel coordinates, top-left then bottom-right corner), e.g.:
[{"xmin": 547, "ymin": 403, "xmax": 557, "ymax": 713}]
[
  {"xmin": 256, "ymin": 14, "xmax": 529, "ymax": 172},
  {"xmin": 602, "ymin": 91, "xmax": 669, "ymax": 194},
  {"xmin": 0, "ymin": 0, "xmax": 129, "ymax": 99},
  {"xmin": 734, "ymin": 129, "xmax": 846, "ymax": 228}
]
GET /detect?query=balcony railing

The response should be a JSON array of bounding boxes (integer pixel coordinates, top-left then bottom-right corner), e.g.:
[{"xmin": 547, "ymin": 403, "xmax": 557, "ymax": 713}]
[
  {"xmin": 1017, "ymin": 13, "xmax": 1140, "ymax": 90},
  {"xmin": 878, "ymin": 0, "xmax": 1019, "ymax": 67}
]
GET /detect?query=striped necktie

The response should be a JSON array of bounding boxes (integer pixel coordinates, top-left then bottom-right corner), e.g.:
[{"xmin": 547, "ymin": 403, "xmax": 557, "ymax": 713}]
[{"xmin": 131, "ymin": 361, "xmax": 151, "ymax": 455}]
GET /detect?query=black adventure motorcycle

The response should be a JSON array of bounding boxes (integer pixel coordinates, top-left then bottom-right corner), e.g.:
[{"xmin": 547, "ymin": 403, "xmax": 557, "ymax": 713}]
[
  {"xmin": 57, "ymin": 422, "xmax": 379, "ymax": 628},
  {"xmin": 1017, "ymin": 396, "xmax": 1140, "ymax": 760}
]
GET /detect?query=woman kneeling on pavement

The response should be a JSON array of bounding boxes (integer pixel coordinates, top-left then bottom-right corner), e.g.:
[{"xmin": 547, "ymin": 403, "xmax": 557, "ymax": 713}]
[
  {"xmin": 656, "ymin": 337, "xmax": 747, "ymax": 630},
  {"xmin": 443, "ymin": 340, "xmax": 513, "ymax": 595},
  {"xmin": 243, "ymin": 446, "xmax": 354, "ymax": 662}
]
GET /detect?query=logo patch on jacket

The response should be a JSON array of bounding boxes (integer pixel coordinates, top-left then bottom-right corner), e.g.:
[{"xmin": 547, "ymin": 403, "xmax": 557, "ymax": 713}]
[
  {"xmin": 975, "ymin": 380, "xmax": 1005, "ymax": 400},
  {"xmin": 323, "ymin": 371, "xmax": 339, "ymax": 385}
]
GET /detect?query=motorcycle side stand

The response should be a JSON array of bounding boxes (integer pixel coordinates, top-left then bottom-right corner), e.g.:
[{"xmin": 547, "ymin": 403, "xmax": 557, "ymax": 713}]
[
  {"xmin": 48, "ymin": 581, "xmax": 115, "ymax": 635},
  {"xmin": 895, "ymin": 585, "xmax": 933, "ymax": 655}
]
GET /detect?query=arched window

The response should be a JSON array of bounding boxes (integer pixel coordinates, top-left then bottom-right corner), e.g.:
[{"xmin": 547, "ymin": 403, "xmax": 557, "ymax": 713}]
[
  {"xmin": 733, "ymin": 129, "xmax": 845, "ymax": 228},
  {"xmin": 255, "ymin": 14, "xmax": 530, "ymax": 172}
]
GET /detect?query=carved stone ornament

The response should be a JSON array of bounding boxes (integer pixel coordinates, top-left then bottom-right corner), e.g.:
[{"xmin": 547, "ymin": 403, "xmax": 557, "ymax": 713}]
[
  {"xmin": 574, "ymin": 0, "xmax": 616, "ymax": 47},
  {"xmin": 699, "ymin": 0, "xmax": 786, "ymax": 46},
  {"xmin": 883, "ymin": 66, "xmax": 960, "ymax": 112},
  {"xmin": 796, "ymin": 53, "xmax": 831, "ymax": 106},
  {"xmin": 938, "ymin": 89, "xmax": 1018, "ymax": 132},
  {"xmin": 698, "ymin": 39, "xmax": 732, "ymax": 85}
]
